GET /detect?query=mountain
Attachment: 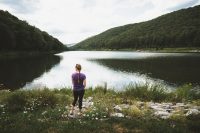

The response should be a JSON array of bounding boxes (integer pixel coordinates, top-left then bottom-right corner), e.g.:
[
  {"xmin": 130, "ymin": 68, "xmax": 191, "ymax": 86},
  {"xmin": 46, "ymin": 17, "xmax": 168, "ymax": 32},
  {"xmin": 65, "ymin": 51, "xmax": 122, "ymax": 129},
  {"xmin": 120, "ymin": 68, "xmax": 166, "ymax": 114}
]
[
  {"xmin": 73, "ymin": 5, "xmax": 200, "ymax": 50},
  {"xmin": 66, "ymin": 43, "xmax": 77, "ymax": 47},
  {"xmin": 0, "ymin": 10, "xmax": 68, "ymax": 52}
]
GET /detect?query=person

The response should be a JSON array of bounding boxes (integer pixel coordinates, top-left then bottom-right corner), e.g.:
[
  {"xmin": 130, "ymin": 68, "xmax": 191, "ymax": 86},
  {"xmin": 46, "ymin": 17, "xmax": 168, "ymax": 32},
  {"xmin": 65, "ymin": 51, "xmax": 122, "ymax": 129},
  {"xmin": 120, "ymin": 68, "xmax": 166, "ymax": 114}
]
[{"xmin": 70, "ymin": 64, "xmax": 86, "ymax": 115}]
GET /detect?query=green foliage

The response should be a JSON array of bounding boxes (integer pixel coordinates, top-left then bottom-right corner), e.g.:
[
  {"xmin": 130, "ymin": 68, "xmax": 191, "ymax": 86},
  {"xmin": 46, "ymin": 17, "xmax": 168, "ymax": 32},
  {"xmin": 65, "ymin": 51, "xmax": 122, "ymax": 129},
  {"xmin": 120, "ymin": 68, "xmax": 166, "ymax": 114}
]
[
  {"xmin": 6, "ymin": 91, "xmax": 27, "ymax": 112},
  {"xmin": 174, "ymin": 84, "xmax": 200, "ymax": 102},
  {"xmin": 122, "ymin": 83, "xmax": 168, "ymax": 102},
  {"xmin": 73, "ymin": 5, "xmax": 200, "ymax": 50},
  {"xmin": 0, "ymin": 10, "xmax": 68, "ymax": 52},
  {"xmin": 4, "ymin": 89, "xmax": 59, "ymax": 113}
]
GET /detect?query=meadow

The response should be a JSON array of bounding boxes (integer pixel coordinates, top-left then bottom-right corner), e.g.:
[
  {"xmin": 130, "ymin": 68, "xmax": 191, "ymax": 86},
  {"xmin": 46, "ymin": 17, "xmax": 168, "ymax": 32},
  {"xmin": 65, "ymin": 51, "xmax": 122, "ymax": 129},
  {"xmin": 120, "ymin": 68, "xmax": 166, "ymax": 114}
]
[{"xmin": 0, "ymin": 84, "xmax": 199, "ymax": 133}]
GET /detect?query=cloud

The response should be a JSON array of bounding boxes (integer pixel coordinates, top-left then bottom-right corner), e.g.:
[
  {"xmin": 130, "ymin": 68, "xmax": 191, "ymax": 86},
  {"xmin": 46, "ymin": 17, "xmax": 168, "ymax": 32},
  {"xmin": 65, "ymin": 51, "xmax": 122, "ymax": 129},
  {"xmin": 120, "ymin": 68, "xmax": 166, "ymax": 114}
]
[
  {"xmin": 0, "ymin": 0, "xmax": 199, "ymax": 44},
  {"xmin": 0, "ymin": 0, "xmax": 39, "ymax": 13},
  {"xmin": 167, "ymin": 0, "xmax": 200, "ymax": 11}
]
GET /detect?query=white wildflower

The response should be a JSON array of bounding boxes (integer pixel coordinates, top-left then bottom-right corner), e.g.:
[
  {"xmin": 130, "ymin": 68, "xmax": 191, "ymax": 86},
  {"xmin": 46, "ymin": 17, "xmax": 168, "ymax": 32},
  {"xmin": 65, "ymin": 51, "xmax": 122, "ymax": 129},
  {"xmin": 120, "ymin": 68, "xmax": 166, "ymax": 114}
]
[
  {"xmin": 23, "ymin": 111, "xmax": 27, "ymax": 114},
  {"xmin": 42, "ymin": 111, "xmax": 47, "ymax": 115}
]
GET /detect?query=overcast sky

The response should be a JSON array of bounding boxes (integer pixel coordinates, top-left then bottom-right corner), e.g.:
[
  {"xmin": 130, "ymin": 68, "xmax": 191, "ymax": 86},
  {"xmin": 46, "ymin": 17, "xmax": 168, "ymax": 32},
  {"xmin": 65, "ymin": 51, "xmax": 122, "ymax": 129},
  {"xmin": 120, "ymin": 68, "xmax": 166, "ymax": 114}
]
[{"xmin": 0, "ymin": 0, "xmax": 199, "ymax": 44}]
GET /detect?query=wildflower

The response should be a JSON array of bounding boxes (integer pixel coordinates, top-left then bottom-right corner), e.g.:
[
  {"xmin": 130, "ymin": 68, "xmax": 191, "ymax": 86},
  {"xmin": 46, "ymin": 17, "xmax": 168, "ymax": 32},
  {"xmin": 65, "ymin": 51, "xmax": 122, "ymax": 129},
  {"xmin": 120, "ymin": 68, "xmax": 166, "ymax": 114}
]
[
  {"xmin": 95, "ymin": 117, "xmax": 98, "ymax": 120},
  {"xmin": 0, "ymin": 104, "xmax": 5, "ymax": 108},
  {"xmin": 23, "ymin": 111, "xmax": 27, "ymax": 114},
  {"xmin": 42, "ymin": 111, "xmax": 47, "ymax": 115}
]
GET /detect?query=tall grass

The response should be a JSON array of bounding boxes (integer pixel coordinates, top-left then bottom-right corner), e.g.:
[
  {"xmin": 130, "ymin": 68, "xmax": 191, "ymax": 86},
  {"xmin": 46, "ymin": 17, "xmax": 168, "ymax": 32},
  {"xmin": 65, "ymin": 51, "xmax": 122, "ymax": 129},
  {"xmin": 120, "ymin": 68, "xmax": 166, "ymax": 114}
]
[
  {"xmin": 121, "ymin": 83, "xmax": 169, "ymax": 102},
  {"xmin": 120, "ymin": 83, "xmax": 200, "ymax": 102},
  {"xmin": 175, "ymin": 84, "xmax": 200, "ymax": 102}
]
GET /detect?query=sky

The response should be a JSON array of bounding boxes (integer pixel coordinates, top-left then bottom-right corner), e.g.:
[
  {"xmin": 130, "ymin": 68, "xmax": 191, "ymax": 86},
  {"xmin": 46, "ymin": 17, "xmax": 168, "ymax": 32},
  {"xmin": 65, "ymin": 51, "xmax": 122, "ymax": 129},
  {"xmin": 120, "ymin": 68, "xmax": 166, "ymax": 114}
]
[{"xmin": 0, "ymin": 0, "xmax": 199, "ymax": 45}]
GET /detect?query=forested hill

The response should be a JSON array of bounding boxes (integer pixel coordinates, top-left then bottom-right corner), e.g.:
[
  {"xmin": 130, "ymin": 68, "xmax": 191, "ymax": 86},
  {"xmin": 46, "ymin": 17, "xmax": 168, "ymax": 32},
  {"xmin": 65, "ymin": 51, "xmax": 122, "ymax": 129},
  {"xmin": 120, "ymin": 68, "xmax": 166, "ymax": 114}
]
[
  {"xmin": 73, "ymin": 5, "xmax": 200, "ymax": 50},
  {"xmin": 0, "ymin": 10, "xmax": 67, "ymax": 52}
]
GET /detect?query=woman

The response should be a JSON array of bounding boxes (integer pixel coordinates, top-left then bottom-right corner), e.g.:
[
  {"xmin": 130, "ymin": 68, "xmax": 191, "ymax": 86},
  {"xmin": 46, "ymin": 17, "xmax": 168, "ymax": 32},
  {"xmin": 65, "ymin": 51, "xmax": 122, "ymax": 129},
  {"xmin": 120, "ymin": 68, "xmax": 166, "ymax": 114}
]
[{"xmin": 70, "ymin": 64, "xmax": 86, "ymax": 115}]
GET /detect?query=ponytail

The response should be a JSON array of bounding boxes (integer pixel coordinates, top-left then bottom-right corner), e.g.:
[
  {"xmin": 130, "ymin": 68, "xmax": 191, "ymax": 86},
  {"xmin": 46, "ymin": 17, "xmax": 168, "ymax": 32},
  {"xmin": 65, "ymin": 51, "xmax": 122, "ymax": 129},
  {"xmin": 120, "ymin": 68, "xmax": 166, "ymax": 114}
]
[
  {"xmin": 75, "ymin": 64, "xmax": 81, "ymax": 84},
  {"xmin": 78, "ymin": 71, "xmax": 80, "ymax": 83}
]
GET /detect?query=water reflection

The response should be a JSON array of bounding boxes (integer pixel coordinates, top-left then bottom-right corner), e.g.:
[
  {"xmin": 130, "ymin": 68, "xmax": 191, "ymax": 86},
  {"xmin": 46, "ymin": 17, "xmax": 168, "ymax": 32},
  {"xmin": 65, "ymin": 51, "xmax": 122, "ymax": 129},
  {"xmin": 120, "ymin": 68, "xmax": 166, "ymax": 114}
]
[
  {"xmin": 92, "ymin": 55, "xmax": 200, "ymax": 86},
  {"xmin": 25, "ymin": 54, "xmax": 153, "ymax": 90},
  {"xmin": 1, "ymin": 51, "xmax": 199, "ymax": 90},
  {"xmin": 0, "ymin": 55, "xmax": 61, "ymax": 90},
  {"xmin": 25, "ymin": 51, "xmax": 200, "ymax": 90}
]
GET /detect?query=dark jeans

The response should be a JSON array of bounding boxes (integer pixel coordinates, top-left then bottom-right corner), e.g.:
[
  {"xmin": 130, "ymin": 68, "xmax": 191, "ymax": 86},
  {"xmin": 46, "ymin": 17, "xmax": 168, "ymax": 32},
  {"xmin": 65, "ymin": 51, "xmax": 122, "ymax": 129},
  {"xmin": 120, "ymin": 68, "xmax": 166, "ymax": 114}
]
[{"xmin": 72, "ymin": 89, "xmax": 85, "ymax": 109}]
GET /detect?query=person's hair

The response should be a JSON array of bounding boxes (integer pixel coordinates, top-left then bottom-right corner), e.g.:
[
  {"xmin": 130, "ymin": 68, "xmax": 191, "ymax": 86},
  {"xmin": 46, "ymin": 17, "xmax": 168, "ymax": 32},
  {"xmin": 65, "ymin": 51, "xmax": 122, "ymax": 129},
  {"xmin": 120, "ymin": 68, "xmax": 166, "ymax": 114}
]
[
  {"xmin": 75, "ymin": 64, "xmax": 81, "ymax": 71},
  {"xmin": 75, "ymin": 64, "xmax": 81, "ymax": 83}
]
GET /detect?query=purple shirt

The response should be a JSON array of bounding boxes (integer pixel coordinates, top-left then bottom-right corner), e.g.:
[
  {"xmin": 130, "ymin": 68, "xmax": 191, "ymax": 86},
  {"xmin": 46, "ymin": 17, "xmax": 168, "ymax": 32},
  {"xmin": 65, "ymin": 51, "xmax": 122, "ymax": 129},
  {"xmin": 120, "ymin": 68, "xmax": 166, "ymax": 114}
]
[{"xmin": 72, "ymin": 72, "xmax": 86, "ymax": 91}]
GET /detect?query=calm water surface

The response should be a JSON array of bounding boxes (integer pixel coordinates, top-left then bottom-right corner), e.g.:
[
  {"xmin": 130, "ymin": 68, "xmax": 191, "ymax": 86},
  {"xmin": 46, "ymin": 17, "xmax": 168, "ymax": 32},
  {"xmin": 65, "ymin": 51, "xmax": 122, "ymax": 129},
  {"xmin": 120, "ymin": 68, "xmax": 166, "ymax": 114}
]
[{"xmin": 0, "ymin": 51, "xmax": 200, "ymax": 90}]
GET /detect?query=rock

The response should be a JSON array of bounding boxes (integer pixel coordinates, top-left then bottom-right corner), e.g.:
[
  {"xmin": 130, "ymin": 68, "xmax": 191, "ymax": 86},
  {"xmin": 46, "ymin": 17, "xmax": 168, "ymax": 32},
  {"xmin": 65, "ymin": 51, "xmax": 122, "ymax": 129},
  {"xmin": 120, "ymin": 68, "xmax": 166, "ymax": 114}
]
[
  {"xmin": 110, "ymin": 113, "xmax": 124, "ymax": 118},
  {"xmin": 86, "ymin": 97, "xmax": 93, "ymax": 102},
  {"xmin": 120, "ymin": 104, "xmax": 130, "ymax": 109},
  {"xmin": 82, "ymin": 97, "xmax": 94, "ymax": 108},
  {"xmin": 150, "ymin": 105, "xmax": 165, "ymax": 111},
  {"xmin": 114, "ymin": 105, "xmax": 122, "ymax": 112},
  {"xmin": 161, "ymin": 103, "xmax": 173, "ymax": 109},
  {"xmin": 166, "ymin": 109, "xmax": 173, "ymax": 113},
  {"xmin": 192, "ymin": 106, "xmax": 200, "ymax": 110},
  {"xmin": 137, "ymin": 101, "xmax": 145, "ymax": 107},
  {"xmin": 82, "ymin": 101, "xmax": 94, "ymax": 108},
  {"xmin": 186, "ymin": 109, "xmax": 200, "ymax": 116},
  {"xmin": 154, "ymin": 111, "xmax": 171, "ymax": 119},
  {"xmin": 176, "ymin": 103, "xmax": 185, "ymax": 107}
]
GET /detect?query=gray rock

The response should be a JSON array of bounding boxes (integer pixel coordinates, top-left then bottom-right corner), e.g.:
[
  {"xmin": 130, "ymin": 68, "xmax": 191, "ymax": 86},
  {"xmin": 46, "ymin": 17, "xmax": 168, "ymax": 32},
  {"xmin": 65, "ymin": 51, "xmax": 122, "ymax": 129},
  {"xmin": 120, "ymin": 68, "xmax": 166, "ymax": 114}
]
[
  {"xmin": 87, "ymin": 97, "xmax": 93, "ymax": 102},
  {"xmin": 114, "ymin": 105, "xmax": 122, "ymax": 112},
  {"xmin": 176, "ymin": 103, "xmax": 185, "ymax": 107},
  {"xmin": 120, "ymin": 104, "xmax": 130, "ymax": 109},
  {"xmin": 186, "ymin": 109, "xmax": 200, "ymax": 116},
  {"xmin": 154, "ymin": 111, "xmax": 171, "ymax": 119}
]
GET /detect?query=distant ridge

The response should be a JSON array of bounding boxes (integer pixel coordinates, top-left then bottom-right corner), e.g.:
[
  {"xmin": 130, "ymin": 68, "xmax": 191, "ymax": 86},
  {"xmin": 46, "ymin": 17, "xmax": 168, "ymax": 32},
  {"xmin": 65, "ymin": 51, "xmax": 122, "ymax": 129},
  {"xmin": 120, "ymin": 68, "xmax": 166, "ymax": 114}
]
[{"xmin": 73, "ymin": 5, "xmax": 200, "ymax": 50}]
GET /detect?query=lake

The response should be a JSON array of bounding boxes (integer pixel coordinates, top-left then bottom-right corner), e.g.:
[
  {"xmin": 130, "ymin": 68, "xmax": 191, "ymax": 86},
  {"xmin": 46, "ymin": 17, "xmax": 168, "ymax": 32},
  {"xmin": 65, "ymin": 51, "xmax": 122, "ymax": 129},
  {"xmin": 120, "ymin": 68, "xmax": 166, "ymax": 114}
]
[{"xmin": 0, "ymin": 51, "xmax": 200, "ymax": 90}]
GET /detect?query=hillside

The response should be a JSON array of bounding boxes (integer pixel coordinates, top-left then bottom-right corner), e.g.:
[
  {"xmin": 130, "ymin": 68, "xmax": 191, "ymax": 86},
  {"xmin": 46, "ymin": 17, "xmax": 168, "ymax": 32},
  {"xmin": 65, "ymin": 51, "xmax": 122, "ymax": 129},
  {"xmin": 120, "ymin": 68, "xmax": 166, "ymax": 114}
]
[
  {"xmin": 0, "ymin": 10, "xmax": 67, "ymax": 52},
  {"xmin": 73, "ymin": 5, "xmax": 200, "ymax": 50}
]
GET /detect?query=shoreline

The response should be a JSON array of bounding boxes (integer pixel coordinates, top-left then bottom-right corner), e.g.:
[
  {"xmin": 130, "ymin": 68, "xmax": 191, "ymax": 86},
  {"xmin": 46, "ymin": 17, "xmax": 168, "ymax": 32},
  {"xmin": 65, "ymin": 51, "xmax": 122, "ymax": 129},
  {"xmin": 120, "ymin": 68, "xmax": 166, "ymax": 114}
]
[
  {"xmin": 0, "ymin": 50, "xmax": 67, "ymax": 58},
  {"xmin": 70, "ymin": 47, "xmax": 200, "ymax": 53}
]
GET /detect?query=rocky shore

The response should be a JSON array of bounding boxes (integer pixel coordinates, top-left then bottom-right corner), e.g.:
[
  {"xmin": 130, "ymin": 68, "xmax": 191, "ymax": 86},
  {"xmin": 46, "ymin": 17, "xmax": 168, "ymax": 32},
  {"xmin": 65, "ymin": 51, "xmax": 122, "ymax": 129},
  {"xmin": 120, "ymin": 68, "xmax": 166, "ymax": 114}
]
[{"xmin": 66, "ymin": 97, "xmax": 200, "ymax": 120}]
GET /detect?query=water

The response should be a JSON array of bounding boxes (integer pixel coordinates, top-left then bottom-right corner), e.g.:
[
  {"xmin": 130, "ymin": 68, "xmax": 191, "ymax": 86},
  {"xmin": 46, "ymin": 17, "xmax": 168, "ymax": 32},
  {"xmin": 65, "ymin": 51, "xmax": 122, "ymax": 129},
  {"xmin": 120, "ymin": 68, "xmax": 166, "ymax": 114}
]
[{"xmin": 0, "ymin": 51, "xmax": 200, "ymax": 90}]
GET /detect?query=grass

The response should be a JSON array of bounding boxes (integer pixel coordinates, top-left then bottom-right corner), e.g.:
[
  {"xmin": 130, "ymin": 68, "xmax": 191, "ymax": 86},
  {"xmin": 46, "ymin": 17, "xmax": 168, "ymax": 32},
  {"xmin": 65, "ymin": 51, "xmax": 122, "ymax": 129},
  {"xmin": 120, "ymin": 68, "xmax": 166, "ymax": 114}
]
[{"xmin": 0, "ymin": 84, "xmax": 200, "ymax": 133}]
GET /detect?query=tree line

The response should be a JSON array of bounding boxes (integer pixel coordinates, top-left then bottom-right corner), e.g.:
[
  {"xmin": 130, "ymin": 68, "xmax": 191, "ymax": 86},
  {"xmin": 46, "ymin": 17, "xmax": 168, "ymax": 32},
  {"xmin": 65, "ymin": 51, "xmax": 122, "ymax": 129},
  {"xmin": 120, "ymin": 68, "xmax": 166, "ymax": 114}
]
[
  {"xmin": 0, "ymin": 10, "xmax": 68, "ymax": 52},
  {"xmin": 73, "ymin": 5, "xmax": 200, "ymax": 50}
]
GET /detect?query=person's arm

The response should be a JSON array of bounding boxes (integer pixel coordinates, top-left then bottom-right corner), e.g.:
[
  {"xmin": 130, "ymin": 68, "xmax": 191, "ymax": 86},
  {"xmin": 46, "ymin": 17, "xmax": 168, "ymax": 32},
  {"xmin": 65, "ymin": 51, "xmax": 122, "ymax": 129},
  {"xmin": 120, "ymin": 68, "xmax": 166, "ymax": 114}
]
[
  {"xmin": 83, "ymin": 79, "xmax": 86, "ymax": 88},
  {"xmin": 72, "ymin": 75, "xmax": 74, "ymax": 85}
]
